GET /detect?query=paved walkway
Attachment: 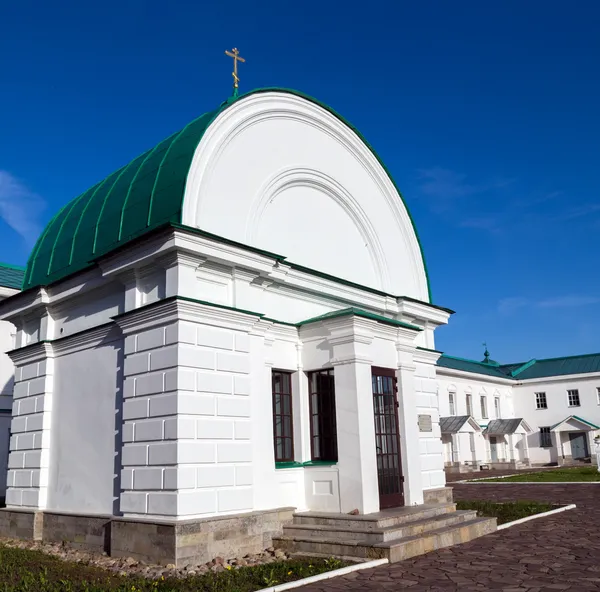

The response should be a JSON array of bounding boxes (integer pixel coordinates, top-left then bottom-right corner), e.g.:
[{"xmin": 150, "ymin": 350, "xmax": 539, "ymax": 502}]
[{"xmin": 299, "ymin": 482, "xmax": 600, "ymax": 591}]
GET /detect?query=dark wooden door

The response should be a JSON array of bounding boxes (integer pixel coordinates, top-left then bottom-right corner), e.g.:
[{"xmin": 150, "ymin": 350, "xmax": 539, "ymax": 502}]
[{"xmin": 372, "ymin": 367, "xmax": 404, "ymax": 508}]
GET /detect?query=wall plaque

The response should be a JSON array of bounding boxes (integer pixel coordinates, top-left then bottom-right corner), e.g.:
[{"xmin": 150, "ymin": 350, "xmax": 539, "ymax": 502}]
[{"xmin": 418, "ymin": 414, "xmax": 432, "ymax": 432}]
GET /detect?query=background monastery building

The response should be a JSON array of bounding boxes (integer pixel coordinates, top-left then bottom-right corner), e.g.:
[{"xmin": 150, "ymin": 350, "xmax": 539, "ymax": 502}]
[{"xmin": 0, "ymin": 88, "xmax": 597, "ymax": 564}]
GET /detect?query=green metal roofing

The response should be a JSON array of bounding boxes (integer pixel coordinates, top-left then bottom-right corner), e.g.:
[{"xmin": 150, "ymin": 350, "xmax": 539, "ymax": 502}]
[
  {"xmin": 437, "ymin": 352, "xmax": 600, "ymax": 381},
  {"xmin": 436, "ymin": 354, "xmax": 513, "ymax": 379},
  {"xmin": 297, "ymin": 307, "xmax": 422, "ymax": 331},
  {"xmin": 0, "ymin": 263, "xmax": 25, "ymax": 290},
  {"xmin": 22, "ymin": 88, "xmax": 431, "ymax": 300},
  {"xmin": 510, "ymin": 353, "xmax": 600, "ymax": 379}
]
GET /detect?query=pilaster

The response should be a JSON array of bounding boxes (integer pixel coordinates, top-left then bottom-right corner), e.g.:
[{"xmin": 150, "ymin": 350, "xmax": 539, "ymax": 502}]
[
  {"xmin": 6, "ymin": 342, "xmax": 54, "ymax": 509},
  {"xmin": 395, "ymin": 341, "xmax": 424, "ymax": 506},
  {"xmin": 327, "ymin": 317, "xmax": 379, "ymax": 514}
]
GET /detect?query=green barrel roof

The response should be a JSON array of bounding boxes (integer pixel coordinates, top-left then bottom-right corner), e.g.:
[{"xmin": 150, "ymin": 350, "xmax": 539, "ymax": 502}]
[{"xmin": 23, "ymin": 89, "xmax": 431, "ymax": 298}]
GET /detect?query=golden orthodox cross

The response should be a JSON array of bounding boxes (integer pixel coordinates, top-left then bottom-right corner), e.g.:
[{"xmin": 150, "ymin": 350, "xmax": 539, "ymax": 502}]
[{"xmin": 225, "ymin": 48, "xmax": 246, "ymax": 94}]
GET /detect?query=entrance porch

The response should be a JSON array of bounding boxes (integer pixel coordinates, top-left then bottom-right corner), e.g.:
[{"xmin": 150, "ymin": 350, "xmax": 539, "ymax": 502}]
[{"xmin": 551, "ymin": 415, "xmax": 600, "ymax": 465}]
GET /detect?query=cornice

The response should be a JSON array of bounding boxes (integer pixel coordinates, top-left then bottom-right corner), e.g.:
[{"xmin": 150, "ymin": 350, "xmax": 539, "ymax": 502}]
[
  {"xmin": 413, "ymin": 348, "xmax": 442, "ymax": 365},
  {"xmin": 52, "ymin": 323, "xmax": 120, "ymax": 358},
  {"xmin": 112, "ymin": 296, "xmax": 263, "ymax": 335},
  {"xmin": 8, "ymin": 341, "xmax": 54, "ymax": 365}
]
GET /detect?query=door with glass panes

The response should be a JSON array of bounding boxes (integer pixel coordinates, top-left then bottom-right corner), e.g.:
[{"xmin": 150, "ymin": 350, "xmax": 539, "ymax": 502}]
[{"xmin": 371, "ymin": 367, "xmax": 404, "ymax": 508}]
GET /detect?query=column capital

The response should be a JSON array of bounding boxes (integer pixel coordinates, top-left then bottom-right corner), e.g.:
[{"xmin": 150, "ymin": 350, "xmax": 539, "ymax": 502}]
[{"xmin": 330, "ymin": 355, "xmax": 373, "ymax": 367}]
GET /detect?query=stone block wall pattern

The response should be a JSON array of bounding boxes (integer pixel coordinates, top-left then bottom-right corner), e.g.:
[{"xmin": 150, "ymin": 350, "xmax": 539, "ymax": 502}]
[
  {"xmin": 0, "ymin": 507, "xmax": 294, "ymax": 567},
  {"xmin": 5, "ymin": 353, "xmax": 53, "ymax": 509},
  {"xmin": 120, "ymin": 320, "xmax": 254, "ymax": 519}
]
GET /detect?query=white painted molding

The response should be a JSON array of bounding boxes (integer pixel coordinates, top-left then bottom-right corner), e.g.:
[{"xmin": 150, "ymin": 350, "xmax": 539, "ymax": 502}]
[
  {"xmin": 256, "ymin": 558, "xmax": 389, "ymax": 592},
  {"xmin": 8, "ymin": 341, "xmax": 54, "ymax": 365},
  {"xmin": 182, "ymin": 92, "xmax": 428, "ymax": 300},
  {"xmin": 113, "ymin": 297, "xmax": 263, "ymax": 336},
  {"xmin": 247, "ymin": 167, "xmax": 391, "ymax": 290},
  {"xmin": 413, "ymin": 348, "xmax": 442, "ymax": 365},
  {"xmin": 497, "ymin": 504, "xmax": 577, "ymax": 530},
  {"xmin": 51, "ymin": 323, "xmax": 121, "ymax": 358}
]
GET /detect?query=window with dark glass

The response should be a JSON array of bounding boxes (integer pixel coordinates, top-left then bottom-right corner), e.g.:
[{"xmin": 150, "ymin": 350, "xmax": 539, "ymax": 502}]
[
  {"xmin": 540, "ymin": 427, "xmax": 552, "ymax": 448},
  {"xmin": 272, "ymin": 371, "xmax": 294, "ymax": 462},
  {"xmin": 308, "ymin": 369, "xmax": 337, "ymax": 462}
]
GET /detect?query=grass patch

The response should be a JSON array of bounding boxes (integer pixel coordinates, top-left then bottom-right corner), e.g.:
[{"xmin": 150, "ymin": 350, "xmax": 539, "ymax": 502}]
[
  {"xmin": 485, "ymin": 466, "xmax": 600, "ymax": 482},
  {"xmin": 456, "ymin": 500, "xmax": 555, "ymax": 525},
  {"xmin": 0, "ymin": 545, "xmax": 350, "ymax": 591}
]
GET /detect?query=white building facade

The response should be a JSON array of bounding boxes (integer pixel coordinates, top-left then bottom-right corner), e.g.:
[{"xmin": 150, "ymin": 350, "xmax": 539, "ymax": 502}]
[
  {"xmin": 0, "ymin": 89, "xmax": 469, "ymax": 564},
  {"xmin": 436, "ymin": 352, "xmax": 600, "ymax": 472}
]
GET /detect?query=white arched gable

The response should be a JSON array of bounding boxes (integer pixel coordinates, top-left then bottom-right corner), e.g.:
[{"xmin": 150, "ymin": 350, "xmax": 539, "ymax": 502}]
[{"xmin": 181, "ymin": 92, "xmax": 428, "ymax": 299}]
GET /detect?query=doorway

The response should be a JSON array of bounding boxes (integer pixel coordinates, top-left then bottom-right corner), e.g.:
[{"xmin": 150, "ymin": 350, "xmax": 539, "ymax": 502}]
[
  {"xmin": 569, "ymin": 432, "xmax": 588, "ymax": 459},
  {"xmin": 490, "ymin": 436, "xmax": 498, "ymax": 462},
  {"xmin": 371, "ymin": 367, "xmax": 404, "ymax": 509}
]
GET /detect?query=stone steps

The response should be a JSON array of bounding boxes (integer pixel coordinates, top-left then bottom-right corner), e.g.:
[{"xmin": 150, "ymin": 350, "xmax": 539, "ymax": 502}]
[
  {"xmin": 273, "ymin": 502, "xmax": 497, "ymax": 563},
  {"xmin": 275, "ymin": 516, "xmax": 496, "ymax": 563},
  {"xmin": 292, "ymin": 502, "xmax": 457, "ymax": 531},
  {"xmin": 283, "ymin": 510, "xmax": 478, "ymax": 543}
]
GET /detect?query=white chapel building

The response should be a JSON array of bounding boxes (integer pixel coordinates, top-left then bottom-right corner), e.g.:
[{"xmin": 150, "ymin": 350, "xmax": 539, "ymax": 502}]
[{"xmin": 0, "ymin": 88, "xmax": 596, "ymax": 564}]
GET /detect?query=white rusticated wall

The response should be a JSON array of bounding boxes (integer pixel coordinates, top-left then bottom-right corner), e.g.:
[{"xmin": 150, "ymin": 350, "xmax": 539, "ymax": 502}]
[
  {"xmin": 513, "ymin": 374, "xmax": 600, "ymax": 465},
  {"xmin": 46, "ymin": 334, "xmax": 123, "ymax": 514},
  {"xmin": 119, "ymin": 315, "xmax": 255, "ymax": 519}
]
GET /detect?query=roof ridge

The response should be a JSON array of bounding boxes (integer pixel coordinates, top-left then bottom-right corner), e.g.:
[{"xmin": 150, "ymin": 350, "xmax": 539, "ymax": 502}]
[{"xmin": 440, "ymin": 353, "xmax": 497, "ymax": 367}]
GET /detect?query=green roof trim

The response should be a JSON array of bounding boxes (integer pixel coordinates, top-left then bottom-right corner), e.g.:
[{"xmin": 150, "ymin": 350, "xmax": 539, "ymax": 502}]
[
  {"xmin": 23, "ymin": 88, "xmax": 432, "ymax": 301},
  {"xmin": 550, "ymin": 415, "xmax": 600, "ymax": 431},
  {"xmin": 0, "ymin": 263, "xmax": 25, "ymax": 290},
  {"xmin": 510, "ymin": 359, "xmax": 537, "ymax": 377},
  {"xmin": 297, "ymin": 307, "xmax": 422, "ymax": 331}
]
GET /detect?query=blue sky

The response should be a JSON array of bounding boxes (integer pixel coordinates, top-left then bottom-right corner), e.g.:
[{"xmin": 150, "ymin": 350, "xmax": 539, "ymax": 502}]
[{"xmin": 1, "ymin": 1, "xmax": 599, "ymax": 362}]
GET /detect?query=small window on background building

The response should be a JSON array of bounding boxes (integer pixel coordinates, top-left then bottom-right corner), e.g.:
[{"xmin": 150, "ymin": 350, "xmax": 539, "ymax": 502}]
[
  {"xmin": 494, "ymin": 397, "xmax": 501, "ymax": 418},
  {"xmin": 308, "ymin": 369, "xmax": 338, "ymax": 462},
  {"xmin": 466, "ymin": 394, "xmax": 473, "ymax": 416},
  {"xmin": 540, "ymin": 427, "xmax": 552, "ymax": 448},
  {"xmin": 272, "ymin": 371, "xmax": 294, "ymax": 463},
  {"xmin": 535, "ymin": 392, "xmax": 548, "ymax": 410},
  {"xmin": 597, "ymin": 387, "xmax": 600, "ymax": 405},
  {"xmin": 449, "ymin": 392, "xmax": 456, "ymax": 416},
  {"xmin": 480, "ymin": 396, "xmax": 488, "ymax": 419},
  {"xmin": 567, "ymin": 389, "xmax": 581, "ymax": 407}
]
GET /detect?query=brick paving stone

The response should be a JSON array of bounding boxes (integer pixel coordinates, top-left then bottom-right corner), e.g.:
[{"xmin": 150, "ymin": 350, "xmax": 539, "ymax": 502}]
[{"xmin": 298, "ymin": 481, "xmax": 600, "ymax": 591}]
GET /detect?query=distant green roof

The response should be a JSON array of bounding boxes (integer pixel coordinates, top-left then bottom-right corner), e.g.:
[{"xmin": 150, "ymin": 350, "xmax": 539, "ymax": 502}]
[
  {"xmin": 437, "ymin": 351, "xmax": 600, "ymax": 381},
  {"xmin": 22, "ymin": 88, "xmax": 431, "ymax": 299},
  {"xmin": 0, "ymin": 263, "xmax": 25, "ymax": 290},
  {"xmin": 297, "ymin": 307, "xmax": 422, "ymax": 331},
  {"xmin": 436, "ymin": 354, "xmax": 513, "ymax": 379},
  {"xmin": 510, "ymin": 353, "xmax": 600, "ymax": 379}
]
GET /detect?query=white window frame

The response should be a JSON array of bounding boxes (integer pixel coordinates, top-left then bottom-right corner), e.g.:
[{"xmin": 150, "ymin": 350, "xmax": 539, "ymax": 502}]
[
  {"xmin": 567, "ymin": 389, "xmax": 580, "ymax": 407},
  {"xmin": 448, "ymin": 392, "xmax": 456, "ymax": 416},
  {"xmin": 535, "ymin": 392, "xmax": 548, "ymax": 410},
  {"xmin": 494, "ymin": 397, "xmax": 501, "ymax": 418},
  {"xmin": 480, "ymin": 395, "xmax": 488, "ymax": 419},
  {"xmin": 597, "ymin": 387, "xmax": 600, "ymax": 405}
]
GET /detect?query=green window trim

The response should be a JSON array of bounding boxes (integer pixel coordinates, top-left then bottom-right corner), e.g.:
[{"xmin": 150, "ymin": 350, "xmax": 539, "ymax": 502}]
[{"xmin": 275, "ymin": 460, "xmax": 338, "ymax": 470}]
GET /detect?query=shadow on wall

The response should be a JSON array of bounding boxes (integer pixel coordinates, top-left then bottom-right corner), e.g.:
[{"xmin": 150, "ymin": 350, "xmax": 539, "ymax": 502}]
[
  {"xmin": 0, "ymin": 376, "xmax": 12, "ymax": 499},
  {"xmin": 113, "ymin": 342, "xmax": 124, "ymax": 516}
]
